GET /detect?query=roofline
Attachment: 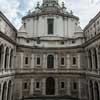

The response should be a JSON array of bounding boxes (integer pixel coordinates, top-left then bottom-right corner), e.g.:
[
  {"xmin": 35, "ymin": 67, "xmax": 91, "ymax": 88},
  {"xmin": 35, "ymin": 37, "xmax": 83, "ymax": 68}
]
[
  {"xmin": 84, "ymin": 11, "xmax": 100, "ymax": 31},
  {"xmin": 22, "ymin": 12, "xmax": 79, "ymax": 21},
  {"xmin": 0, "ymin": 11, "xmax": 17, "ymax": 33}
]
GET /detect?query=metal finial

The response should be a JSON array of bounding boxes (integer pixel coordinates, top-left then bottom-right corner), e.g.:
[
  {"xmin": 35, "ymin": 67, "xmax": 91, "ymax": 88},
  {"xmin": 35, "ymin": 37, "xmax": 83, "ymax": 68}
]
[
  {"xmin": 28, "ymin": 10, "xmax": 31, "ymax": 14},
  {"xmin": 37, "ymin": 2, "xmax": 40, "ymax": 8},
  {"xmin": 62, "ymin": 2, "xmax": 65, "ymax": 8},
  {"xmin": 70, "ymin": 10, "xmax": 73, "ymax": 15}
]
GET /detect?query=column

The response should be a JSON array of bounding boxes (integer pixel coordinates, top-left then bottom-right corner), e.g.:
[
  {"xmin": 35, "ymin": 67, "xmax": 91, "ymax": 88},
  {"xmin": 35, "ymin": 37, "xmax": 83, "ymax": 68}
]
[
  {"xmin": 55, "ymin": 78, "xmax": 58, "ymax": 95},
  {"xmin": 88, "ymin": 81, "xmax": 91, "ymax": 100},
  {"xmin": 30, "ymin": 79, "xmax": 34, "ymax": 95},
  {"xmin": 92, "ymin": 81, "xmax": 95, "ymax": 100},
  {"xmin": 6, "ymin": 81, "xmax": 9, "ymax": 100},
  {"xmin": 67, "ymin": 54, "xmax": 70, "ymax": 69},
  {"xmin": 31, "ymin": 54, "xmax": 34, "ymax": 69},
  {"xmin": 55, "ymin": 54, "xmax": 58, "ymax": 69},
  {"xmin": 43, "ymin": 54, "xmax": 47, "ymax": 69},
  {"xmin": 10, "ymin": 82, "xmax": 13, "ymax": 100},
  {"xmin": 77, "ymin": 53, "xmax": 81, "ymax": 69},
  {"xmin": 20, "ymin": 53, "xmax": 24, "ymax": 69},
  {"xmin": 42, "ymin": 78, "xmax": 46, "ymax": 95},
  {"xmin": 78, "ymin": 80, "xmax": 81, "ymax": 99},
  {"xmin": 67, "ymin": 79, "xmax": 71, "ymax": 96}
]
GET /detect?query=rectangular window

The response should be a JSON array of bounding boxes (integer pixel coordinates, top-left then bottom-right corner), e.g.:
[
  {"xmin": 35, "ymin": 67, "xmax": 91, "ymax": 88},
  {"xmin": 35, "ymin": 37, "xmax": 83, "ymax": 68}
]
[
  {"xmin": 25, "ymin": 57, "xmax": 28, "ymax": 64},
  {"xmin": 37, "ymin": 57, "xmax": 40, "ymax": 65},
  {"xmin": 48, "ymin": 19, "xmax": 54, "ymax": 34},
  {"xmin": 61, "ymin": 57, "xmax": 64, "ymax": 65},
  {"xmin": 72, "ymin": 57, "xmax": 76, "ymax": 65},
  {"xmin": 61, "ymin": 82, "xmax": 65, "ymax": 88},
  {"xmin": 24, "ymin": 82, "xmax": 28, "ymax": 89},
  {"xmin": 73, "ymin": 82, "xmax": 77, "ymax": 90},
  {"xmin": 36, "ymin": 82, "xmax": 40, "ymax": 89}
]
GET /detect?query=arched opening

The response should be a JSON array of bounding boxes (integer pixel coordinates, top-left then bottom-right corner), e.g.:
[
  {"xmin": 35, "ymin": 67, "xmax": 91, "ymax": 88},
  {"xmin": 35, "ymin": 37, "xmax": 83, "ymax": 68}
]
[
  {"xmin": 93, "ymin": 48, "xmax": 98, "ymax": 70},
  {"xmin": 46, "ymin": 77, "xmax": 55, "ymax": 95},
  {"xmin": 5, "ymin": 47, "xmax": 9, "ymax": 69},
  {"xmin": 0, "ymin": 45, "xmax": 4, "ymax": 68},
  {"xmin": 9, "ymin": 50, "xmax": 13, "ymax": 68},
  {"xmin": 2, "ymin": 82, "xmax": 7, "ymax": 100},
  {"xmin": 88, "ymin": 50, "xmax": 92, "ymax": 69},
  {"xmin": 7, "ymin": 80, "xmax": 12, "ymax": 100},
  {"xmin": 94, "ymin": 82, "xmax": 99, "ymax": 100},
  {"xmin": 89, "ymin": 81, "xmax": 94, "ymax": 100},
  {"xmin": 47, "ymin": 55, "xmax": 54, "ymax": 68}
]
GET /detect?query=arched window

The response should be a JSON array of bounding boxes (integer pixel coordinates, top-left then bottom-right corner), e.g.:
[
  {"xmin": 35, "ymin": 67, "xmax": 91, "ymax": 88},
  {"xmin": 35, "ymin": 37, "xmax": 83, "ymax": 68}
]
[
  {"xmin": 88, "ymin": 50, "xmax": 92, "ymax": 69},
  {"xmin": 0, "ymin": 45, "xmax": 4, "ymax": 68},
  {"xmin": 94, "ymin": 82, "xmax": 99, "ymax": 100},
  {"xmin": 2, "ymin": 82, "xmax": 7, "ymax": 100},
  {"xmin": 5, "ymin": 47, "xmax": 9, "ymax": 69},
  {"xmin": 7, "ymin": 80, "xmax": 12, "ymax": 100},
  {"xmin": 47, "ymin": 55, "xmax": 54, "ymax": 68},
  {"xmin": 93, "ymin": 48, "xmax": 98, "ymax": 70},
  {"xmin": 89, "ymin": 81, "xmax": 94, "ymax": 100},
  {"xmin": 9, "ymin": 50, "xmax": 13, "ymax": 68}
]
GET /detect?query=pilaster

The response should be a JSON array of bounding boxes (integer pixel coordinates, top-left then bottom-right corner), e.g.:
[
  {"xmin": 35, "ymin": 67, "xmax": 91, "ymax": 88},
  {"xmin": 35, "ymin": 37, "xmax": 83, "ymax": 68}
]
[
  {"xmin": 42, "ymin": 78, "xmax": 46, "ymax": 95},
  {"xmin": 55, "ymin": 78, "xmax": 58, "ymax": 95}
]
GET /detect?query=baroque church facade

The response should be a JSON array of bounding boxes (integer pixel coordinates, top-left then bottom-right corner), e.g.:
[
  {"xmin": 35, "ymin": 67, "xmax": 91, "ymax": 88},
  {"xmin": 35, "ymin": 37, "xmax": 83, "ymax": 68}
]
[{"xmin": 0, "ymin": 0, "xmax": 100, "ymax": 100}]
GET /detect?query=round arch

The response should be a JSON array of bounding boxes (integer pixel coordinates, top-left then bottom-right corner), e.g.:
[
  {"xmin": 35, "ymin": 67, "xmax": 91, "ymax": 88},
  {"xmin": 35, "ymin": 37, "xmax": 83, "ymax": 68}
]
[
  {"xmin": 2, "ymin": 82, "xmax": 7, "ymax": 100},
  {"xmin": 46, "ymin": 77, "xmax": 55, "ymax": 95}
]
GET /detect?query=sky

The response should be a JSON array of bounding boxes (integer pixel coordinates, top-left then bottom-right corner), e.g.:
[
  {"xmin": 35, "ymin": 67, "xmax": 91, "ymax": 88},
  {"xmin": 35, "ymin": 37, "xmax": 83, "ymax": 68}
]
[{"xmin": 0, "ymin": 0, "xmax": 100, "ymax": 29}]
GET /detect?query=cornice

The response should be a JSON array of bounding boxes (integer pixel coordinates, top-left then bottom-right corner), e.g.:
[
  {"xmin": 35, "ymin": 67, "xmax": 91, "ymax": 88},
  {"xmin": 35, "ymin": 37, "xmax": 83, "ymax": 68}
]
[
  {"xmin": 84, "ymin": 11, "xmax": 100, "ymax": 31},
  {"xmin": 17, "ymin": 44, "xmax": 83, "ymax": 50},
  {"xmin": 83, "ymin": 33, "xmax": 100, "ymax": 47},
  {"xmin": 0, "ymin": 11, "xmax": 17, "ymax": 32},
  {"xmin": 22, "ymin": 12, "xmax": 79, "ymax": 21},
  {"xmin": 0, "ymin": 31, "xmax": 17, "ymax": 45}
]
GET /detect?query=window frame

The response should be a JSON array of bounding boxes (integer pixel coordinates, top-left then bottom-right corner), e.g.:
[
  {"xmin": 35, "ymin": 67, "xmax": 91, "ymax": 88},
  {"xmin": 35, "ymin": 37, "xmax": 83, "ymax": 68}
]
[
  {"xmin": 72, "ymin": 81, "xmax": 78, "ymax": 91},
  {"xmin": 35, "ymin": 81, "xmax": 41, "ymax": 90},
  {"xmin": 60, "ymin": 81, "xmax": 65, "ymax": 89},
  {"xmin": 60, "ymin": 57, "xmax": 65, "ymax": 66},
  {"xmin": 47, "ymin": 18, "xmax": 54, "ymax": 35},
  {"xmin": 25, "ymin": 57, "xmax": 28, "ymax": 65},
  {"xmin": 72, "ymin": 56, "xmax": 77, "ymax": 66}
]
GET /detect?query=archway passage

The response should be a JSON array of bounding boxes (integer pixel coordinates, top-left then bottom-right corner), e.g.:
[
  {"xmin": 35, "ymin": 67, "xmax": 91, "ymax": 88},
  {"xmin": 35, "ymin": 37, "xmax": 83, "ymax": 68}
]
[{"xmin": 46, "ymin": 77, "xmax": 55, "ymax": 95}]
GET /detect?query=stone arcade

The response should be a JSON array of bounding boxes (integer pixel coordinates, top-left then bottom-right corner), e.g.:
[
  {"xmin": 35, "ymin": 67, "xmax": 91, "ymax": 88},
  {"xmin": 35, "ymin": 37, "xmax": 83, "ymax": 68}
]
[{"xmin": 0, "ymin": 0, "xmax": 100, "ymax": 100}]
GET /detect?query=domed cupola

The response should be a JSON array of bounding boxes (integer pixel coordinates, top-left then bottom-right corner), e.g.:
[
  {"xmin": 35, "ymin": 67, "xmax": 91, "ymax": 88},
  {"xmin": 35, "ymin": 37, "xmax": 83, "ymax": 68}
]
[
  {"xmin": 43, "ymin": 0, "xmax": 58, "ymax": 3},
  {"xmin": 41, "ymin": 0, "xmax": 60, "ymax": 12}
]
